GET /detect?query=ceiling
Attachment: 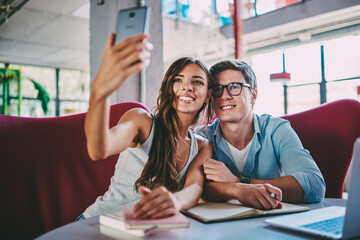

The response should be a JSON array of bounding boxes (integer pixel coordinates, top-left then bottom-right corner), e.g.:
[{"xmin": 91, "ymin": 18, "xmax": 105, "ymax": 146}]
[
  {"xmin": 0, "ymin": 0, "xmax": 90, "ymax": 71},
  {"xmin": 1, "ymin": 0, "xmax": 359, "ymax": 72}
]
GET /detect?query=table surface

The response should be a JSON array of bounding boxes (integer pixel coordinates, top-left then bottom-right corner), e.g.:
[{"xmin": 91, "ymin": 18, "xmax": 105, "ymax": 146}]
[{"xmin": 37, "ymin": 199, "xmax": 349, "ymax": 240}]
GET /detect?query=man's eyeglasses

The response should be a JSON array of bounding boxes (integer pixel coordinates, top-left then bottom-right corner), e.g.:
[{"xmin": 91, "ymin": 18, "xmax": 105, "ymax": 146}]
[{"xmin": 212, "ymin": 82, "xmax": 252, "ymax": 98}]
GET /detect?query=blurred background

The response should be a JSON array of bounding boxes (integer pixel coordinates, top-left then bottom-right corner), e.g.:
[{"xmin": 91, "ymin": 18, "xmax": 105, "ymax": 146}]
[{"xmin": 0, "ymin": 0, "xmax": 359, "ymax": 117}]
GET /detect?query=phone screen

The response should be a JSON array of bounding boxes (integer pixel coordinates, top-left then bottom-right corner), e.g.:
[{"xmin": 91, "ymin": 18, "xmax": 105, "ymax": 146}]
[{"xmin": 115, "ymin": 6, "xmax": 151, "ymax": 44}]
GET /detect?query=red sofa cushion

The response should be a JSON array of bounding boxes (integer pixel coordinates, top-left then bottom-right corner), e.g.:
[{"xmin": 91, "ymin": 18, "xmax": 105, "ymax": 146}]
[
  {"xmin": 0, "ymin": 101, "xmax": 149, "ymax": 240},
  {"xmin": 282, "ymin": 99, "xmax": 360, "ymax": 198}
]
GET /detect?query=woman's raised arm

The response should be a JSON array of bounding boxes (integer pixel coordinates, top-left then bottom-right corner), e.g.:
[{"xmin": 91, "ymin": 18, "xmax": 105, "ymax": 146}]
[{"xmin": 84, "ymin": 33, "xmax": 152, "ymax": 160}]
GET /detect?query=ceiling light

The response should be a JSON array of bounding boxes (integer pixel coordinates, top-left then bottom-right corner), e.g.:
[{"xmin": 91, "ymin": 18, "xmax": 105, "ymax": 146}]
[{"xmin": 270, "ymin": 71, "xmax": 291, "ymax": 83}]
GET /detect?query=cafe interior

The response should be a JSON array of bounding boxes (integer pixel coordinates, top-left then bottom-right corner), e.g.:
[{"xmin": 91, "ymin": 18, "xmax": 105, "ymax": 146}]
[{"xmin": 0, "ymin": 0, "xmax": 359, "ymax": 239}]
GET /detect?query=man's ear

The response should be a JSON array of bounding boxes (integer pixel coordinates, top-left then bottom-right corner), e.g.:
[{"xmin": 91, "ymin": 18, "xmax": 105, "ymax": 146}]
[
  {"xmin": 205, "ymin": 89, "xmax": 212, "ymax": 104},
  {"xmin": 251, "ymin": 89, "xmax": 257, "ymax": 105}
]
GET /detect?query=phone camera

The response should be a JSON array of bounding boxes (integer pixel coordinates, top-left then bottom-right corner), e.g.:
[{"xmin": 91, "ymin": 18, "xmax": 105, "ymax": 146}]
[{"xmin": 129, "ymin": 12, "xmax": 135, "ymax": 18}]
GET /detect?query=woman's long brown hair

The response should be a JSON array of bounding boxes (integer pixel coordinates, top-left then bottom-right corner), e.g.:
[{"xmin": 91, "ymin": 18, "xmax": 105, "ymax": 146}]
[{"xmin": 135, "ymin": 57, "xmax": 214, "ymax": 192}]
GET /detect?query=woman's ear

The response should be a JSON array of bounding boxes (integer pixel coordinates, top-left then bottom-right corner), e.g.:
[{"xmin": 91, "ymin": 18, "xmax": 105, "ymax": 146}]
[{"xmin": 205, "ymin": 89, "xmax": 212, "ymax": 104}]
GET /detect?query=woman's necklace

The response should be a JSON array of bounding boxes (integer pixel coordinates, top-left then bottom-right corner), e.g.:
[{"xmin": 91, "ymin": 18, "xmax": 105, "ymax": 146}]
[
  {"xmin": 175, "ymin": 134, "xmax": 190, "ymax": 164},
  {"xmin": 178, "ymin": 134, "xmax": 190, "ymax": 148}
]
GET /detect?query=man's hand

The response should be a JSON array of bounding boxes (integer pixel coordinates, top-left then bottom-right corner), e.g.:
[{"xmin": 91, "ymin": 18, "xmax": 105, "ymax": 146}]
[
  {"xmin": 203, "ymin": 158, "xmax": 239, "ymax": 182},
  {"xmin": 235, "ymin": 183, "xmax": 283, "ymax": 210},
  {"xmin": 134, "ymin": 186, "xmax": 182, "ymax": 219}
]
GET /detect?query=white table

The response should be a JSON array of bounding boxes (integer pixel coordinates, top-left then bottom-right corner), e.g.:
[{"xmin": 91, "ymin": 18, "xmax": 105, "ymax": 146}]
[{"xmin": 37, "ymin": 199, "xmax": 348, "ymax": 240}]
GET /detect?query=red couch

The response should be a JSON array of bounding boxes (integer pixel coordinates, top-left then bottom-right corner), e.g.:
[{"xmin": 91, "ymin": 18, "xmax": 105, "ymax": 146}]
[
  {"xmin": 0, "ymin": 99, "xmax": 359, "ymax": 239},
  {"xmin": 281, "ymin": 99, "xmax": 360, "ymax": 198},
  {"xmin": 0, "ymin": 101, "xmax": 149, "ymax": 240}
]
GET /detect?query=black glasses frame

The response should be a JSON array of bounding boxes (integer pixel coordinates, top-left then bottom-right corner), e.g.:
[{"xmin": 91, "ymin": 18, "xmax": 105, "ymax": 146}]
[{"xmin": 212, "ymin": 82, "xmax": 252, "ymax": 98}]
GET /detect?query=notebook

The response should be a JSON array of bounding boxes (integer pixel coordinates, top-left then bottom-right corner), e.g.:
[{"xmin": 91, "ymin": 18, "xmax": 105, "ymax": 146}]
[
  {"xmin": 183, "ymin": 200, "xmax": 308, "ymax": 223},
  {"xmin": 265, "ymin": 138, "xmax": 360, "ymax": 240},
  {"xmin": 122, "ymin": 206, "xmax": 190, "ymax": 229}
]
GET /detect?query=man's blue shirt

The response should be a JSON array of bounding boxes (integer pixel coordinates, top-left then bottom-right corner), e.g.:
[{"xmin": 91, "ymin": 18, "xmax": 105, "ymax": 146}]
[{"xmin": 196, "ymin": 114, "xmax": 326, "ymax": 203}]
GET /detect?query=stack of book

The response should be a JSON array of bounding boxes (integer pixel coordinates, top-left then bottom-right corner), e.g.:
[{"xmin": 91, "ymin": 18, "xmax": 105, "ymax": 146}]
[{"xmin": 99, "ymin": 206, "xmax": 190, "ymax": 237}]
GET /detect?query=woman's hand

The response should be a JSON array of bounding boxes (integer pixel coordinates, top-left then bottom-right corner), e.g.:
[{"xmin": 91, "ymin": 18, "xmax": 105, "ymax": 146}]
[
  {"xmin": 133, "ymin": 186, "xmax": 182, "ymax": 219},
  {"xmin": 92, "ymin": 33, "xmax": 153, "ymax": 101}
]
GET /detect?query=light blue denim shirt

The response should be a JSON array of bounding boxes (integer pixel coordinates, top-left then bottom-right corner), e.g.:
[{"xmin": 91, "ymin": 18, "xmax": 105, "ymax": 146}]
[{"xmin": 196, "ymin": 114, "xmax": 326, "ymax": 203}]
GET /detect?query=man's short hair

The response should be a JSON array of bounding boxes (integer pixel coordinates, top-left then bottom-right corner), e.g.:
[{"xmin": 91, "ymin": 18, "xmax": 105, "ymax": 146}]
[{"xmin": 210, "ymin": 60, "xmax": 257, "ymax": 90}]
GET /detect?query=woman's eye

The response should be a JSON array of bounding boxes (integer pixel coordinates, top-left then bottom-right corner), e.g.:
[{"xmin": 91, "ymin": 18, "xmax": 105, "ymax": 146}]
[
  {"xmin": 173, "ymin": 78, "xmax": 181, "ymax": 82},
  {"xmin": 194, "ymin": 80, "xmax": 204, "ymax": 85}
]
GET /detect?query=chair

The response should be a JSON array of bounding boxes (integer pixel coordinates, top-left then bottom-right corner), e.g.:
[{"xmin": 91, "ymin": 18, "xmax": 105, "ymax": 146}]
[
  {"xmin": 282, "ymin": 99, "xmax": 360, "ymax": 198},
  {"xmin": 0, "ymin": 101, "xmax": 149, "ymax": 239}
]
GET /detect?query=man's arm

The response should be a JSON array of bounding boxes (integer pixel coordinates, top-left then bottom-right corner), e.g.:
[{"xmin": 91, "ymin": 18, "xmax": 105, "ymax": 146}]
[
  {"xmin": 202, "ymin": 158, "xmax": 306, "ymax": 204},
  {"xmin": 272, "ymin": 122, "xmax": 326, "ymax": 203},
  {"xmin": 203, "ymin": 181, "xmax": 282, "ymax": 210},
  {"xmin": 252, "ymin": 176, "xmax": 304, "ymax": 203}
]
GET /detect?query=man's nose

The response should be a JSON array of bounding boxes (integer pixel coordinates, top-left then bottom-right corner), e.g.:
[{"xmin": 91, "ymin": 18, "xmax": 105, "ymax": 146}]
[{"xmin": 220, "ymin": 87, "xmax": 231, "ymax": 99}]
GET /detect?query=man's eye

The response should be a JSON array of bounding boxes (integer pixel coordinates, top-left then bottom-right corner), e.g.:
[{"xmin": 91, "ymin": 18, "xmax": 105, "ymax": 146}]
[{"xmin": 230, "ymin": 85, "xmax": 240, "ymax": 90}]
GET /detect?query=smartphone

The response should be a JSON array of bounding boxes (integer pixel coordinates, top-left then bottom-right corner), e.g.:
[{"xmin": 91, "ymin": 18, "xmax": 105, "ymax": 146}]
[{"xmin": 115, "ymin": 6, "xmax": 151, "ymax": 44}]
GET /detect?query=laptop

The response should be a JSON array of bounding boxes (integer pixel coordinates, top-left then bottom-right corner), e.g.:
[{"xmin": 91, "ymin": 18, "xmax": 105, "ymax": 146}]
[{"xmin": 265, "ymin": 138, "xmax": 360, "ymax": 240}]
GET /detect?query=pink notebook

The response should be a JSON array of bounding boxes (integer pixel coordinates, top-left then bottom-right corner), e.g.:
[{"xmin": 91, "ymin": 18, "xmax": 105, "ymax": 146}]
[{"xmin": 122, "ymin": 206, "xmax": 190, "ymax": 230}]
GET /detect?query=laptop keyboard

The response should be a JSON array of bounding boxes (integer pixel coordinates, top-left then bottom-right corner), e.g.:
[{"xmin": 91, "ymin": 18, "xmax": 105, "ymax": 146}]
[{"xmin": 301, "ymin": 216, "xmax": 344, "ymax": 235}]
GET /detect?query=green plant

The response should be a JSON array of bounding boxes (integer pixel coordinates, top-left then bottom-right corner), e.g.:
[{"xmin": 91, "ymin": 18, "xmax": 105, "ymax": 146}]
[{"xmin": 0, "ymin": 67, "xmax": 49, "ymax": 115}]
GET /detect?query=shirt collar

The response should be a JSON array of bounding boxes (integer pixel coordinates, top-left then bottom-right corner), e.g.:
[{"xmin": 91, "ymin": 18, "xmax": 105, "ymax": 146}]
[
  {"xmin": 253, "ymin": 113, "xmax": 261, "ymax": 137},
  {"xmin": 213, "ymin": 113, "xmax": 261, "ymax": 138}
]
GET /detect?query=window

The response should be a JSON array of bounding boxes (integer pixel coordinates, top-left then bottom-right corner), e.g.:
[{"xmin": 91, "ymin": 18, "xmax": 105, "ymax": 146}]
[
  {"xmin": 285, "ymin": 42, "xmax": 321, "ymax": 86},
  {"xmin": 324, "ymin": 35, "xmax": 360, "ymax": 81},
  {"xmin": 327, "ymin": 79, "xmax": 360, "ymax": 103},
  {"xmin": 256, "ymin": 0, "xmax": 302, "ymax": 15},
  {"xmin": 0, "ymin": 63, "xmax": 89, "ymax": 117},
  {"xmin": 251, "ymin": 50, "xmax": 284, "ymax": 116},
  {"xmin": 287, "ymin": 85, "xmax": 320, "ymax": 114}
]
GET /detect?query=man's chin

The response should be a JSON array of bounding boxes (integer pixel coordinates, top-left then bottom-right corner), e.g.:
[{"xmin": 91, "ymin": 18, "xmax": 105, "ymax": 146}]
[{"xmin": 215, "ymin": 114, "xmax": 236, "ymax": 122}]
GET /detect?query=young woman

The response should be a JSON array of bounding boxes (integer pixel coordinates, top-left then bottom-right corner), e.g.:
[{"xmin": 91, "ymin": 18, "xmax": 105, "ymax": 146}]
[{"xmin": 79, "ymin": 33, "xmax": 214, "ymax": 220}]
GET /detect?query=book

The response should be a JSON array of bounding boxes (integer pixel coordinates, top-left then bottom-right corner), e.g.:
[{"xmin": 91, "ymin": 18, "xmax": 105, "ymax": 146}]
[
  {"xmin": 99, "ymin": 206, "xmax": 190, "ymax": 237},
  {"xmin": 182, "ymin": 200, "xmax": 309, "ymax": 223},
  {"xmin": 122, "ymin": 206, "xmax": 190, "ymax": 229},
  {"xmin": 99, "ymin": 213, "xmax": 158, "ymax": 237}
]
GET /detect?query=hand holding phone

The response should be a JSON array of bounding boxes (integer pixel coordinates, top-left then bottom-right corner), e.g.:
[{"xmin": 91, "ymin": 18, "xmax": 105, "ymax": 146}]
[{"xmin": 115, "ymin": 6, "xmax": 151, "ymax": 44}]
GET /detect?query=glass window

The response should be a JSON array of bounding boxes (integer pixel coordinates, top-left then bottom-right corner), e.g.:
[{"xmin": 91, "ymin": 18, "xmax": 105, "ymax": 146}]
[
  {"xmin": 240, "ymin": 0, "xmax": 256, "ymax": 19},
  {"xmin": 162, "ymin": 0, "xmax": 177, "ymax": 16},
  {"xmin": 216, "ymin": 0, "xmax": 232, "ymax": 25},
  {"xmin": 221, "ymin": 0, "xmax": 255, "ymax": 22},
  {"xmin": 179, "ymin": 0, "xmax": 211, "ymax": 24},
  {"xmin": 251, "ymin": 51, "xmax": 284, "ymax": 116},
  {"xmin": 59, "ymin": 69, "xmax": 89, "ymax": 101},
  {"xmin": 287, "ymin": 84, "xmax": 320, "ymax": 114},
  {"xmin": 275, "ymin": 0, "xmax": 302, "ymax": 8},
  {"xmin": 285, "ymin": 42, "xmax": 321, "ymax": 86},
  {"xmin": 60, "ymin": 101, "xmax": 88, "ymax": 116},
  {"xmin": 327, "ymin": 79, "xmax": 360, "ymax": 103},
  {"xmin": 11, "ymin": 99, "xmax": 55, "ymax": 117},
  {"xmin": 324, "ymin": 35, "xmax": 360, "ymax": 81},
  {"xmin": 10, "ymin": 64, "xmax": 56, "ymax": 99},
  {"xmin": 256, "ymin": 0, "xmax": 277, "ymax": 15},
  {"xmin": 256, "ymin": 0, "xmax": 301, "ymax": 15}
]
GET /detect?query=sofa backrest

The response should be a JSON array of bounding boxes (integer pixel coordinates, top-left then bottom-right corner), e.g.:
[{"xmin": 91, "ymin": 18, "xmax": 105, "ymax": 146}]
[
  {"xmin": 0, "ymin": 101, "xmax": 149, "ymax": 240},
  {"xmin": 282, "ymin": 99, "xmax": 360, "ymax": 198}
]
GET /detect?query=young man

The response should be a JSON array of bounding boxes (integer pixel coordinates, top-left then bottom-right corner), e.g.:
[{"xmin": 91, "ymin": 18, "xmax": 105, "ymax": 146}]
[{"xmin": 197, "ymin": 60, "xmax": 325, "ymax": 210}]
